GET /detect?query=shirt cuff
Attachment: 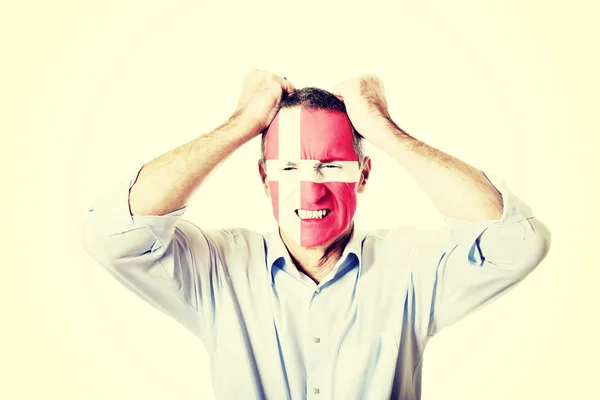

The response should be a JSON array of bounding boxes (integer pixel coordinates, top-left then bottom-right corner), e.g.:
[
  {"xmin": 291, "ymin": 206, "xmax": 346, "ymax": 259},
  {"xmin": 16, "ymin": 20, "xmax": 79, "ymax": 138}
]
[
  {"xmin": 87, "ymin": 164, "xmax": 187, "ymax": 239},
  {"xmin": 442, "ymin": 172, "xmax": 534, "ymax": 266}
]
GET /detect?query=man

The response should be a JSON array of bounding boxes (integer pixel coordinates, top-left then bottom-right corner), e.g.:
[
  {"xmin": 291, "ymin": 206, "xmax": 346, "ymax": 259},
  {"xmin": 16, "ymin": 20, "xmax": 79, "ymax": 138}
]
[{"xmin": 81, "ymin": 69, "xmax": 551, "ymax": 399}]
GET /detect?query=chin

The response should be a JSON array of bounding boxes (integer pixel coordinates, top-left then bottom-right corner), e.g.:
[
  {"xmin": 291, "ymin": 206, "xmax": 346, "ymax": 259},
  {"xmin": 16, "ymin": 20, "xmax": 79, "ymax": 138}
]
[
  {"xmin": 300, "ymin": 227, "xmax": 345, "ymax": 248},
  {"xmin": 300, "ymin": 237, "xmax": 329, "ymax": 249}
]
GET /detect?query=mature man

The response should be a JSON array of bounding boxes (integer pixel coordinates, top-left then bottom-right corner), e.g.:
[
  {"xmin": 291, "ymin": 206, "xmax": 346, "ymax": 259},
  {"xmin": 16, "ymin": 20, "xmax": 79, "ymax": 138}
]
[{"xmin": 81, "ymin": 69, "xmax": 551, "ymax": 399}]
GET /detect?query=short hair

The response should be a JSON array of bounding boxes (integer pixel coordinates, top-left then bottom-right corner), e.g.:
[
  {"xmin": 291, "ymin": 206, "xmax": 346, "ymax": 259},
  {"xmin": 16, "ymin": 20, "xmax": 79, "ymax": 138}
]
[{"xmin": 260, "ymin": 87, "xmax": 365, "ymax": 166}]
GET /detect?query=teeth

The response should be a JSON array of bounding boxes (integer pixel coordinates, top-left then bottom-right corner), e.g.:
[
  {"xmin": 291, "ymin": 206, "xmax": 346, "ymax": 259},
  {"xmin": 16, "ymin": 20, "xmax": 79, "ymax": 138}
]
[{"xmin": 296, "ymin": 209, "xmax": 329, "ymax": 219}]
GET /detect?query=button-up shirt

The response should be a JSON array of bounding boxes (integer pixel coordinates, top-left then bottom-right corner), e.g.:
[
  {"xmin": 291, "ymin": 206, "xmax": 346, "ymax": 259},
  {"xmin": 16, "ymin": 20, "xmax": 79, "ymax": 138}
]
[{"xmin": 81, "ymin": 168, "xmax": 551, "ymax": 399}]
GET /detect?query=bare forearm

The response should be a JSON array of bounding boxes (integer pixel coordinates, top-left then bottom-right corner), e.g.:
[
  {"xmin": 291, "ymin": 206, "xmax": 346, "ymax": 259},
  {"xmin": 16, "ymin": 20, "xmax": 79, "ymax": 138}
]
[
  {"xmin": 373, "ymin": 119, "xmax": 503, "ymax": 221},
  {"xmin": 129, "ymin": 113, "xmax": 259, "ymax": 216}
]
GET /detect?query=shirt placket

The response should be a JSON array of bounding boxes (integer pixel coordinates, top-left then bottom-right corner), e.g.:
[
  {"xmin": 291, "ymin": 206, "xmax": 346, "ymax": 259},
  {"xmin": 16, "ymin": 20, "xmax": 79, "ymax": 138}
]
[{"xmin": 306, "ymin": 285, "xmax": 328, "ymax": 398}]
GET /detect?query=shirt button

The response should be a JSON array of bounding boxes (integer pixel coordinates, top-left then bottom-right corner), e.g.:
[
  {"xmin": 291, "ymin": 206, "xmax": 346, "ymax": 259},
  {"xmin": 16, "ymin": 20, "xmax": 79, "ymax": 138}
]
[
  {"xmin": 313, "ymin": 337, "xmax": 320, "ymax": 343},
  {"xmin": 313, "ymin": 388, "xmax": 320, "ymax": 394},
  {"xmin": 315, "ymin": 288, "xmax": 320, "ymax": 294}
]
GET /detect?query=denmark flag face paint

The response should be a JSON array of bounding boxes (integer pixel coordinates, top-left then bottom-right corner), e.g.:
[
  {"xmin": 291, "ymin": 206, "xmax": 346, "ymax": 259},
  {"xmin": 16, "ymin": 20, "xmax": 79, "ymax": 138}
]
[{"xmin": 264, "ymin": 107, "xmax": 361, "ymax": 248}]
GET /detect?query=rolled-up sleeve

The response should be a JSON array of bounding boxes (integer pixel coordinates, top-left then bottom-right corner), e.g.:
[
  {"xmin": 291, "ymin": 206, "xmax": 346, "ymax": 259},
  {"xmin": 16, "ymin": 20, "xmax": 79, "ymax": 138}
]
[
  {"xmin": 415, "ymin": 172, "xmax": 551, "ymax": 337},
  {"xmin": 80, "ymin": 166, "xmax": 230, "ymax": 342}
]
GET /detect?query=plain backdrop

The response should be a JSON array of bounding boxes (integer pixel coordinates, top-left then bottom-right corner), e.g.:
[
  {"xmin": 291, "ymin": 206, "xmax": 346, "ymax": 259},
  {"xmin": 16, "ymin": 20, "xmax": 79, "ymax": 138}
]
[{"xmin": 2, "ymin": 1, "xmax": 598, "ymax": 399}]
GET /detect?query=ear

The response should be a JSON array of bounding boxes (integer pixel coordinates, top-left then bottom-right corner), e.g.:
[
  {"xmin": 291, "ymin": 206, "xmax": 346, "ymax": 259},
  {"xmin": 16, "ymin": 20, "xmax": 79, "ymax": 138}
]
[
  {"xmin": 258, "ymin": 160, "xmax": 271, "ymax": 197},
  {"xmin": 357, "ymin": 156, "xmax": 371, "ymax": 194}
]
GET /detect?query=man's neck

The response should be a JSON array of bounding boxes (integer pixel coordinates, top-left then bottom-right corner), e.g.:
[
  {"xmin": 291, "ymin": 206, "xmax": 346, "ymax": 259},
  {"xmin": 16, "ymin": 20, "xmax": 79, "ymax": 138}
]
[{"xmin": 280, "ymin": 224, "xmax": 354, "ymax": 284}]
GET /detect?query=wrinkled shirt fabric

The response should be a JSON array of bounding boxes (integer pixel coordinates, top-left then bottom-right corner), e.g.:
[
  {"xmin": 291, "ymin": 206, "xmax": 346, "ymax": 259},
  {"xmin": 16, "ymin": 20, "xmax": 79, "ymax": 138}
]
[{"xmin": 81, "ymin": 167, "xmax": 550, "ymax": 399}]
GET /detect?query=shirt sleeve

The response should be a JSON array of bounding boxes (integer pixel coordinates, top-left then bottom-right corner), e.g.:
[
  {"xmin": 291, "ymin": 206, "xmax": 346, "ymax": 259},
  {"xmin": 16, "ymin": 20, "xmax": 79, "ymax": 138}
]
[
  {"xmin": 412, "ymin": 172, "xmax": 552, "ymax": 337},
  {"xmin": 80, "ymin": 166, "xmax": 234, "ymax": 344}
]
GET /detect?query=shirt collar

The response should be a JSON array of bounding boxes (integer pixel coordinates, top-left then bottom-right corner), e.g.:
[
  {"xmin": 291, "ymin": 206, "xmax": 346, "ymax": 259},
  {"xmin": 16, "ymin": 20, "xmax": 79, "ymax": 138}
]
[{"xmin": 264, "ymin": 223, "xmax": 366, "ymax": 285}]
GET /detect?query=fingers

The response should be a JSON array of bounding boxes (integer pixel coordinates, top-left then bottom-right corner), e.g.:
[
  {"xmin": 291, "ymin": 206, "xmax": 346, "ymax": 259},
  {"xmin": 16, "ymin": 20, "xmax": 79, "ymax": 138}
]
[
  {"xmin": 239, "ymin": 69, "xmax": 296, "ymax": 101},
  {"xmin": 278, "ymin": 75, "xmax": 296, "ymax": 95}
]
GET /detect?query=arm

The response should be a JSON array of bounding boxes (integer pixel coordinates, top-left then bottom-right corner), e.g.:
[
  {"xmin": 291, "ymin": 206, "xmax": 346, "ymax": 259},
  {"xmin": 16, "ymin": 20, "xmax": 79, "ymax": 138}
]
[
  {"xmin": 334, "ymin": 75, "xmax": 551, "ymax": 335},
  {"xmin": 130, "ymin": 70, "xmax": 295, "ymax": 216},
  {"xmin": 333, "ymin": 75, "xmax": 502, "ymax": 222},
  {"xmin": 81, "ymin": 69, "xmax": 295, "ymax": 339},
  {"xmin": 357, "ymin": 120, "xmax": 503, "ymax": 221},
  {"xmin": 413, "ymin": 179, "xmax": 551, "ymax": 336},
  {"xmin": 129, "ymin": 115, "xmax": 258, "ymax": 216}
]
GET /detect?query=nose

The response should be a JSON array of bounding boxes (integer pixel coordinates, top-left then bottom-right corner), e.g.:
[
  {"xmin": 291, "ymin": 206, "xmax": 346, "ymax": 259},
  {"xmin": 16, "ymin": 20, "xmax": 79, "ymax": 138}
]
[{"xmin": 301, "ymin": 181, "xmax": 327, "ymax": 205}]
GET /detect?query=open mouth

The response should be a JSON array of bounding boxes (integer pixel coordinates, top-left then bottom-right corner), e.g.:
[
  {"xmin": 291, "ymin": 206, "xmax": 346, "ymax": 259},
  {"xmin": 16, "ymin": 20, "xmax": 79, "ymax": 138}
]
[{"xmin": 295, "ymin": 209, "xmax": 331, "ymax": 220}]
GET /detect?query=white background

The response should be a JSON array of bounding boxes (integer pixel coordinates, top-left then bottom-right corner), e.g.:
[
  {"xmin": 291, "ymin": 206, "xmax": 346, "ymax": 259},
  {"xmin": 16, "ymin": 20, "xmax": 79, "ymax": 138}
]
[{"xmin": 2, "ymin": 0, "xmax": 598, "ymax": 399}]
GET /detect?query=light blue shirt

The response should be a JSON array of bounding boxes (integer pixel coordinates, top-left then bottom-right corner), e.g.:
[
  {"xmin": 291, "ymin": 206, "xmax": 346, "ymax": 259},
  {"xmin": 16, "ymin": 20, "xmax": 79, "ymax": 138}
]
[{"xmin": 81, "ymin": 168, "xmax": 551, "ymax": 399}]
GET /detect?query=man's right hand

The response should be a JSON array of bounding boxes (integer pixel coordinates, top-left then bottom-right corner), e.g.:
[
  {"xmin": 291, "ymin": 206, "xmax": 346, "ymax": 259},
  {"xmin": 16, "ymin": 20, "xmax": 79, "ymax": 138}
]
[
  {"xmin": 234, "ymin": 69, "xmax": 296, "ymax": 134},
  {"xmin": 128, "ymin": 69, "xmax": 295, "ymax": 216}
]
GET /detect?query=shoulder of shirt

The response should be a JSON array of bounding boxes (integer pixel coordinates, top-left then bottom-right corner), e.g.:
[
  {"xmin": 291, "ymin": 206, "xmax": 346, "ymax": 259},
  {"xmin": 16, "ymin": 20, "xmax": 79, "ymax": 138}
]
[
  {"xmin": 360, "ymin": 225, "xmax": 452, "ymax": 248},
  {"xmin": 173, "ymin": 224, "xmax": 268, "ymax": 273},
  {"xmin": 175, "ymin": 222, "xmax": 265, "ymax": 248},
  {"xmin": 362, "ymin": 226, "xmax": 419, "ymax": 243}
]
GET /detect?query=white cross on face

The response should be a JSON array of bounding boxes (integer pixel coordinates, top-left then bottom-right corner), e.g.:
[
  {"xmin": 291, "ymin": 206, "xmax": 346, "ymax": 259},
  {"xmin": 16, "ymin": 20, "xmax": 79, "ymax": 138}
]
[
  {"xmin": 263, "ymin": 107, "xmax": 362, "ymax": 247},
  {"xmin": 265, "ymin": 159, "xmax": 361, "ymax": 183}
]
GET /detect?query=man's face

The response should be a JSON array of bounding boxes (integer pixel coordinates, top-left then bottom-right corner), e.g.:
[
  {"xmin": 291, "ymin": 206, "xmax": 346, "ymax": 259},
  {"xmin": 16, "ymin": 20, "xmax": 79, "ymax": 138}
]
[{"xmin": 261, "ymin": 107, "xmax": 368, "ymax": 248}]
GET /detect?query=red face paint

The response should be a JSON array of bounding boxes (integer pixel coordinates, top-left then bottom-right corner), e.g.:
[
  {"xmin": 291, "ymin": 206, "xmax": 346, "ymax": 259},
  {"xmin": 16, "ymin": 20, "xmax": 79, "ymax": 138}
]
[{"xmin": 264, "ymin": 107, "xmax": 360, "ymax": 247}]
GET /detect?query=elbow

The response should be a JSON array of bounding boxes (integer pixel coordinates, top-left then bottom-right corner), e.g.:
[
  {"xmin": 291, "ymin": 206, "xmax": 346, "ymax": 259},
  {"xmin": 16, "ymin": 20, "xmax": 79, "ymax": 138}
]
[
  {"xmin": 79, "ymin": 211, "xmax": 127, "ymax": 266},
  {"xmin": 515, "ymin": 217, "xmax": 552, "ymax": 277},
  {"xmin": 80, "ymin": 212, "xmax": 108, "ymax": 264},
  {"xmin": 479, "ymin": 217, "xmax": 552, "ymax": 277},
  {"xmin": 80, "ymin": 210, "xmax": 173, "ymax": 267}
]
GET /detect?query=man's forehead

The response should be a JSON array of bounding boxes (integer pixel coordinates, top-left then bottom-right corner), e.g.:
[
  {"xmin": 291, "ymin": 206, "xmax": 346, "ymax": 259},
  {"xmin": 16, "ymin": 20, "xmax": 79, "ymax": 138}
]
[{"xmin": 265, "ymin": 106, "xmax": 356, "ymax": 161}]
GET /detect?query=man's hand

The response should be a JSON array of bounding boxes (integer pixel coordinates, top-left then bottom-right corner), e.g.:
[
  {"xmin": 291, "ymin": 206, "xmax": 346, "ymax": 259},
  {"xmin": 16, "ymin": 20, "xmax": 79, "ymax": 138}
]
[
  {"xmin": 129, "ymin": 69, "xmax": 294, "ymax": 216},
  {"xmin": 234, "ymin": 69, "xmax": 296, "ymax": 135},
  {"xmin": 332, "ymin": 75, "xmax": 397, "ymax": 147},
  {"xmin": 335, "ymin": 74, "xmax": 506, "ymax": 222}
]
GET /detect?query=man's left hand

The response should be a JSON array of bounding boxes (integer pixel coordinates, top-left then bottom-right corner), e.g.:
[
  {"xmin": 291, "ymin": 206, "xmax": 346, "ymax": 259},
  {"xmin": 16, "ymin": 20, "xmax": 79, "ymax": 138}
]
[{"xmin": 332, "ymin": 75, "xmax": 397, "ymax": 146}]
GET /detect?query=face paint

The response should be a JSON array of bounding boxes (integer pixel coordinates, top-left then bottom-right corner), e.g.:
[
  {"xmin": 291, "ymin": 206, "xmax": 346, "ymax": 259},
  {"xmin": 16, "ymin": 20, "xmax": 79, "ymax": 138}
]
[{"xmin": 264, "ymin": 107, "xmax": 361, "ymax": 247}]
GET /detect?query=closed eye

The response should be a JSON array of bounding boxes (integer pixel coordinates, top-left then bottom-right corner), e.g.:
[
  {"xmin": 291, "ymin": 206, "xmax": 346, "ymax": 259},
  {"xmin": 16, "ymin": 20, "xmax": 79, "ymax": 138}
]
[
  {"xmin": 282, "ymin": 166, "xmax": 297, "ymax": 171},
  {"xmin": 322, "ymin": 164, "xmax": 341, "ymax": 169}
]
